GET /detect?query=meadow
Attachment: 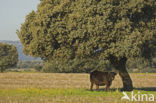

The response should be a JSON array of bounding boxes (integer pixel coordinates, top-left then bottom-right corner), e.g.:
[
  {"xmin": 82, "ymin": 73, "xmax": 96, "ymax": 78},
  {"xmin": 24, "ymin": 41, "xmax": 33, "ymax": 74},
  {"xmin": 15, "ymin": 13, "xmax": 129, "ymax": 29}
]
[{"xmin": 0, "ymin": 72, "xmax": 156, "ymax": 103}]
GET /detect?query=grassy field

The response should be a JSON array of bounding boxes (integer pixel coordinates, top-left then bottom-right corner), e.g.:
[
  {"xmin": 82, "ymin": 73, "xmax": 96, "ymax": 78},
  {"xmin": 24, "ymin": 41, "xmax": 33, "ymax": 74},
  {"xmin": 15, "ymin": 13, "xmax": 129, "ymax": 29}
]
[{"xmin": 0, "ymin": 73, "xmax": 156, "ymax": 103}]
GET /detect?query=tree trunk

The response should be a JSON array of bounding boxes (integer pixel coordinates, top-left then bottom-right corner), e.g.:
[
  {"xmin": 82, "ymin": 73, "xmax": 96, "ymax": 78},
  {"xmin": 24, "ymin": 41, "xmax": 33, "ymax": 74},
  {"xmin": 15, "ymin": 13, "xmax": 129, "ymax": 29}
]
[
  {"xmin": 118, "ymin": 65, "xmax": 133, "ymax": 91},
  {"xmin": 110, "ymin": 56, "xmax": 133, "ymax": 91}
]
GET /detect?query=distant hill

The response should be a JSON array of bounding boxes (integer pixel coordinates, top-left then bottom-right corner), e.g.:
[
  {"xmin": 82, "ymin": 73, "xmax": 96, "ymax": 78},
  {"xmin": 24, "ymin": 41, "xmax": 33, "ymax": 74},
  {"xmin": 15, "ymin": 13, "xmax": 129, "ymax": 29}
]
[{"xmin": 0, "ymin": 40, "xmax": 41, "ymax": 61}]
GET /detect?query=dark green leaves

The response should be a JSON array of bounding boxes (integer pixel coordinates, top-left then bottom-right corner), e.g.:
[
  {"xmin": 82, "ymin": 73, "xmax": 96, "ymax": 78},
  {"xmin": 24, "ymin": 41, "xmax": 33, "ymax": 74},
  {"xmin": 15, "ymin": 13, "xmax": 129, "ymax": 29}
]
[
  {"xmin": 18, "ymin": 0, "xmax": 156, "ymax": 61},
  {"xmin": 0, "ymin": 43, "xmax": 18, "ymax": 72}
]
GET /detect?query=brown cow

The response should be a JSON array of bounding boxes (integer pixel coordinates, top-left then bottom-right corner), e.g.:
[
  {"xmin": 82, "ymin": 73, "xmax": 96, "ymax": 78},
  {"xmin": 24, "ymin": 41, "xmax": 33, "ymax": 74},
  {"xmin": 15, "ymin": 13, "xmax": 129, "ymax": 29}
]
[{"xmin": 90, "ymin": 70, "xmax": 117, "ymax": 91}]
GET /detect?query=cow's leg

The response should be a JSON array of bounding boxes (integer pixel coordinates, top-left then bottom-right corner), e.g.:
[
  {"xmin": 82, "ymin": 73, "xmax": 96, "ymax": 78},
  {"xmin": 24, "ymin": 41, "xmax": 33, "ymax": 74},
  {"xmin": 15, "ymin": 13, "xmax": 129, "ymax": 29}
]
[
  {"xmin": 106, "ymin": 82, "xmax": 111, "ymax": 91},
  {"xmin": 96, "ymin": 84, "xmax": 99, "ymax": 90},
  {"xmin": 106, "ymin": 85, "xmax": 110, "ymax": 91},
  {"xmin": 90, "ymin": 82, "xmax": 94, "ymax": 91}
]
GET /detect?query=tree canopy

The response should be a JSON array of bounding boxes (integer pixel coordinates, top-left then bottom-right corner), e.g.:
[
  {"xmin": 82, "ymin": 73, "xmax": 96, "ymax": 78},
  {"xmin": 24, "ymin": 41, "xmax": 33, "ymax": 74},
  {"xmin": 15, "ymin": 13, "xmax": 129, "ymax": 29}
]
[
  {"xmin": 0, "ymin": 43, "xmax": 18, "ymax": 72},
  {"xmin": 18, "ymin": 0, "xmax": 156, "ymax": 61}
]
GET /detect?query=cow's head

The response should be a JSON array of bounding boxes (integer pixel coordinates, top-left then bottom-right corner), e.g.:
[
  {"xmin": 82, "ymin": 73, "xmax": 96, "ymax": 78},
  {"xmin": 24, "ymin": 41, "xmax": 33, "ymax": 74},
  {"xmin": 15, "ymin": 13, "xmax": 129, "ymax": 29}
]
[{"xmin": 108, "ymin": 72, "xmax": 117, "ymax": 81}]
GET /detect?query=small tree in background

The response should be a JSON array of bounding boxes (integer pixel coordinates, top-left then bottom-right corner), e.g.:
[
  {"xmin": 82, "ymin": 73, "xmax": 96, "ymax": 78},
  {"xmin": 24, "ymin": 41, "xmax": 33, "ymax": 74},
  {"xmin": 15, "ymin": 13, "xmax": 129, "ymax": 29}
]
[
  {"xmin": 17, "ymin": 0, "xmax": 156, "ymax": 91},
  {"xmin": 0, "ymin": 43, "xmax": 18, "ymax": 72}
]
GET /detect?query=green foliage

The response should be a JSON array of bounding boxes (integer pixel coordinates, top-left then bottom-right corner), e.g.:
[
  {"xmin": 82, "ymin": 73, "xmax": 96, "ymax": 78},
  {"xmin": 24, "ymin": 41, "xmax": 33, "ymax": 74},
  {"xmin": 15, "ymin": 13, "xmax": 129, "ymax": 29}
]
[
  {"xmin": 18, "ymin": 0, "xmax": 156, "ymax": 60},
  {"xmin": 18, "ymin": 0, "xmax": 156, "ymax": 73},
  {"xmin": 17, "ymin": 61, "xmax": 43, "ymax": 69},
  {"xmin": 126, "ymin": 58, "xmax": 156, "ymax": 73},
  {"xmin": 34, "ymin": 64, "xmax": 43, "ymax": 72},
  {"xmin": 42, "ymin": 57, "xmax": 156, "ymax": 73},
  {"xmin": 0, "ymin": 43, "xmax": 18, "ymax": 72},
  {"xmin": 42, "ymin": 58, "xmax": 113, "ymax": 73}
]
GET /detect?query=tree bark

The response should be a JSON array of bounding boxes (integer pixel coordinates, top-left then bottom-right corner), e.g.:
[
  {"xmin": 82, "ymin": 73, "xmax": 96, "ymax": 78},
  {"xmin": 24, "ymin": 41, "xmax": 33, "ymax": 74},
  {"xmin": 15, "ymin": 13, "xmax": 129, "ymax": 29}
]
[
  {"xmin": 118, "ymin": 65, "xmax": 133, "ymax": 91},
  {"xmin": 110, "ymin": 56, "xmax": 133, "ymax": 91}
]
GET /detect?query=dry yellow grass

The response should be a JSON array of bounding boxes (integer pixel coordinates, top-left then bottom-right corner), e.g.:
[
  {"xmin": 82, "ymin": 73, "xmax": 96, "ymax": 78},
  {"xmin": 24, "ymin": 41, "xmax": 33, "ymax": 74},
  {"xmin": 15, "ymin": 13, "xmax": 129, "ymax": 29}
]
[
  {"xmin": 0, "ymin": 73, "xmax": 156, "ymax": 103},
  {"xmin": 0, "ymin": 73, "xmax": 155, "ymax": 89}
]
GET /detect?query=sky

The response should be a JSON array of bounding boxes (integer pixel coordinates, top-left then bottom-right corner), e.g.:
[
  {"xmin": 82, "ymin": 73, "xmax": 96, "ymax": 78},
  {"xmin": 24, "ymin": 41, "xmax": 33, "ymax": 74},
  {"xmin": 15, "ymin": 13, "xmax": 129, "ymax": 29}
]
[{"xmin": 0, "ymin": 0, "xmax": 40, "ymax": 41}]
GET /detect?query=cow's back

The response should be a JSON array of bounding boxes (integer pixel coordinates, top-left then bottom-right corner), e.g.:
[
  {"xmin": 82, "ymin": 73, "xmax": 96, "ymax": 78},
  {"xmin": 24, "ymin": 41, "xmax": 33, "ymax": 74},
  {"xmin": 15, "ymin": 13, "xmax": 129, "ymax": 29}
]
[{"xmin": 90, "ymin": 70, "xmax": 107, "ymax": 84}]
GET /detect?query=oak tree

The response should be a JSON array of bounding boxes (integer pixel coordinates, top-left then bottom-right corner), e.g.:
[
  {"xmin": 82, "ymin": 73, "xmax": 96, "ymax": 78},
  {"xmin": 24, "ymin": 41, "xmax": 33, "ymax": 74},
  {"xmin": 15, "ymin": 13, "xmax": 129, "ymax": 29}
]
[{"xmin": 18, "ymin": 0, "xmax": 156, "ymax": 91}]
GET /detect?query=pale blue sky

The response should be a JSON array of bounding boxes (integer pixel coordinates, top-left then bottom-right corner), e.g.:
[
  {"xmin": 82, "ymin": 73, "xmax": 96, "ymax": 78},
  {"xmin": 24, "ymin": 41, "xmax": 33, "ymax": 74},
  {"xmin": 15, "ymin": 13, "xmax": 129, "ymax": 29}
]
[{"xmin": 0, "ymin": 0, "xmax": 40, "ymax": 41}]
